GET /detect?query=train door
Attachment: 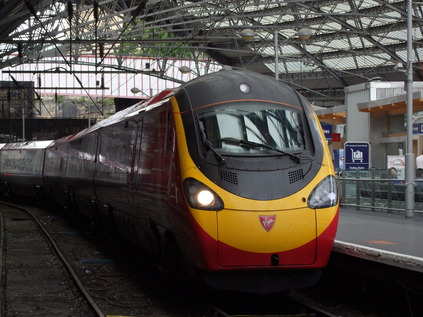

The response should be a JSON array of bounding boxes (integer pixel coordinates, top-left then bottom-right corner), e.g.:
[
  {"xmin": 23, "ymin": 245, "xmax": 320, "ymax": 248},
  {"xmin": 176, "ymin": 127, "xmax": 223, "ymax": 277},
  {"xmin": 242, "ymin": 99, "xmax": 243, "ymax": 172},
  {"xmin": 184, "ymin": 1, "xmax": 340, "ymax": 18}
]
[
  {"xmin": 44, "ymin": 138, "xmax": 72, "ymax": 206},
  {"xmin": 65, "ymin": 133, "xmax": 98, "ymax": 216},
  {"xmin": 129, "ymin": 117, "xmax": 143, "ymax": 197},
  {"xmin": 94, "ymin": 119, "xmax": 140, "ymax": 212}
]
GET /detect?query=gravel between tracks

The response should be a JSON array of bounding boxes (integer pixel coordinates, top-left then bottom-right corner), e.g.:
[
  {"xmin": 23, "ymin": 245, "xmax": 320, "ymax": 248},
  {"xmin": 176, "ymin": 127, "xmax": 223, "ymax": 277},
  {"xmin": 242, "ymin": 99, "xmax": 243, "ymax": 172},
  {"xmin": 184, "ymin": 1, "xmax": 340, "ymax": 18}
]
[
  {"xmin": 1, "ymin": 202, "xmax": 205, "ymax": 316},
  {"xmin": 7, "ymin": 201, "xmax": 417, "ymax": 317},
  {"xmin": 0, "ymin": 204, "xmax": 94, "ymax": 316}
]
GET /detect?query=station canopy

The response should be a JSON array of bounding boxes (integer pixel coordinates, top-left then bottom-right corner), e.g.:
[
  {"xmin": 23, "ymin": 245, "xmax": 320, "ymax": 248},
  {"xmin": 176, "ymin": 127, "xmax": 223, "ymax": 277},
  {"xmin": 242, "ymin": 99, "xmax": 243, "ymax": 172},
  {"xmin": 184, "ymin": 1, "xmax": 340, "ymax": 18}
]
[{"xmin": 0, "ymin": 0, "xmax": 422, "ymax": 107}]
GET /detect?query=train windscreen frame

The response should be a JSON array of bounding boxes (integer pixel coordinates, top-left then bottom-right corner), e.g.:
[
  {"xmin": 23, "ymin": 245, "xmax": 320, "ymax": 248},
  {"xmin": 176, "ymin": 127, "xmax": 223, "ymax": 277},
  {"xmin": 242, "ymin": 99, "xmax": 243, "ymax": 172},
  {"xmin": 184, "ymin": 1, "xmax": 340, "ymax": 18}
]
[{"xmin": 198, "ymin": 101, "xmax": 306, "ymax": 156}]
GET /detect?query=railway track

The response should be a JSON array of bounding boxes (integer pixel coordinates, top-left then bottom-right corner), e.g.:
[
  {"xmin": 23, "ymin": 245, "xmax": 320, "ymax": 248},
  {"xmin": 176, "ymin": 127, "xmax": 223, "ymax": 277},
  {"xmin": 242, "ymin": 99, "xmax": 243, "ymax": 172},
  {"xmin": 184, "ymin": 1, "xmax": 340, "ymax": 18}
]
[
  {"xmin": 201, "ymin": 292, "xmax": 342, "ymax": 317},
  {"xmin": 0, "ymin": 201, "xmax": 175, "ymax": 316},
  {"xmin": 1, "ymin": 200, "xmax": 407, "ymax": 317},
  {"xmin": 0, "ymin": 200, "xmax": 341, "ymax": 317},
  {"xmin": 0, "ymin": 201, "xmax": 100, "ymax": 316}
]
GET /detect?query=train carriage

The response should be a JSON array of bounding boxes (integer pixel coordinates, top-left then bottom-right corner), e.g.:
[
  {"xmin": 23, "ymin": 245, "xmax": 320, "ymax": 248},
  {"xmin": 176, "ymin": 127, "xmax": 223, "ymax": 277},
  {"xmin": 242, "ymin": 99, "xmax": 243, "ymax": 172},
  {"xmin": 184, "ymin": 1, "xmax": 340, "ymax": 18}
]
[
  {"xmin": 0, "ymin": 70, "xmax": 339, "ymax": 294},
  {"xmin": 0, "ymin": 140, "xmax": 52, "ymax": 198}
]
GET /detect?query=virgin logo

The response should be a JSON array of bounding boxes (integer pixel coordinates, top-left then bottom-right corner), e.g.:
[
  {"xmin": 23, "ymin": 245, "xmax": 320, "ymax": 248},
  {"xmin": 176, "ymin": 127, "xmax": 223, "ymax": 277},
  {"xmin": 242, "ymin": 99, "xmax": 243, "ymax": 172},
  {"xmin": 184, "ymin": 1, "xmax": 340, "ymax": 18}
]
[{"xmin": 259, "ymin": 215, "xmax": 276, "ymax": 232}]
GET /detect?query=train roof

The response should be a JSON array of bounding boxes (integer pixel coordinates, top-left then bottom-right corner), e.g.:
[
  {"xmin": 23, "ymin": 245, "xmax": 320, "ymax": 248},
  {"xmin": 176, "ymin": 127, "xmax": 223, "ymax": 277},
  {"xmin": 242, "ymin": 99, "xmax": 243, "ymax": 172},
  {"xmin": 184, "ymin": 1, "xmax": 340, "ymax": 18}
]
[{"xmin": 2, "ymin": 140, "xmax": 54, "ymax": 150}]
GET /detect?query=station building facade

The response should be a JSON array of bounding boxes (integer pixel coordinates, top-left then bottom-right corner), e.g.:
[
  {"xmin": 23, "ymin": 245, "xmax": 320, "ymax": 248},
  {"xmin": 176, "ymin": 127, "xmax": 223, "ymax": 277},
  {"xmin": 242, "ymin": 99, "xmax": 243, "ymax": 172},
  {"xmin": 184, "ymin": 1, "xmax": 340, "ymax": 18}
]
[{"xmin": 315, "ymin": 80, "xmax": 423, "ymax": 173}]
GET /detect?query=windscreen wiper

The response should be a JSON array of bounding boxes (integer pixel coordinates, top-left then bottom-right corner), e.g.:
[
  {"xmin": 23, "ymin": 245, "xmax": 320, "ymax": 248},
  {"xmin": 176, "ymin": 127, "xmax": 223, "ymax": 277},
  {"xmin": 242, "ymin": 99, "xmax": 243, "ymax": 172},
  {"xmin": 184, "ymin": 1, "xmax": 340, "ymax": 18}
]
[
  {"xmin": 203, "ymin": 136, "xmax": 225, "ymax": 164},
  {"xmin": 217, "ymin": 137, "xmax": 301, "ymax": 164}
]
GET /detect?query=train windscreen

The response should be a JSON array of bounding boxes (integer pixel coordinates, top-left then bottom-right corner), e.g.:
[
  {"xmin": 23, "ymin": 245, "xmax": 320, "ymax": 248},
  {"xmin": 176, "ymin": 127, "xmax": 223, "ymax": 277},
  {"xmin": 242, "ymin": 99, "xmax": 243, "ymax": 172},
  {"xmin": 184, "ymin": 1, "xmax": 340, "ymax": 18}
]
[{"xmin": 198, "ymin": 102, "xmax": 306, "ymax": 155}]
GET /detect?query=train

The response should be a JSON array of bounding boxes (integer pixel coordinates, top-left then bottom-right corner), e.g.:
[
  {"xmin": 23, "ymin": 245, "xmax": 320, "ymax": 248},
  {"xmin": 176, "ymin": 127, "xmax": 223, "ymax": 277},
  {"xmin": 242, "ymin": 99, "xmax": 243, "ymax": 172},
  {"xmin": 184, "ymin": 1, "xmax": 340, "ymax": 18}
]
[{"xmin": 0, "ymin": 69, "xmax": 339, "ymax": 294}]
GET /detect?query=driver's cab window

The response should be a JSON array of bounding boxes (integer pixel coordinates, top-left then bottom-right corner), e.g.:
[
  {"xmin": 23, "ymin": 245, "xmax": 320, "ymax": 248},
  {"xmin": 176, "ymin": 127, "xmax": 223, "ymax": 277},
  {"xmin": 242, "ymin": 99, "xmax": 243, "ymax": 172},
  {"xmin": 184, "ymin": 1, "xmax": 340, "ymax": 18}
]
[{"xmin": 198, "ymin": 103, "xmax": 305, "ymax": 155}]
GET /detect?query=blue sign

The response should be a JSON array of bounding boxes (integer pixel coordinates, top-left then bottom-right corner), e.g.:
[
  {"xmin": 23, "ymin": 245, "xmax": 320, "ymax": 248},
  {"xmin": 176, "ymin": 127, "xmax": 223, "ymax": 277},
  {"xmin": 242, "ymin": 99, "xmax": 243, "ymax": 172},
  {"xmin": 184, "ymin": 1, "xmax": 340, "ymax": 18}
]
[
  {"xmin": 321, "ymin": 124, "xmax": 332, "ymax": 140},
  {"xmin": 413, "ymin": 123, "xmax": 423, "ymax": 134},
  {"xmin": 333, "ymin": 149, "xmax": 344, "ymax": 172},
  {"xmin": 344, "ymin": 142, "xmax": 370, "ymax": 170}
]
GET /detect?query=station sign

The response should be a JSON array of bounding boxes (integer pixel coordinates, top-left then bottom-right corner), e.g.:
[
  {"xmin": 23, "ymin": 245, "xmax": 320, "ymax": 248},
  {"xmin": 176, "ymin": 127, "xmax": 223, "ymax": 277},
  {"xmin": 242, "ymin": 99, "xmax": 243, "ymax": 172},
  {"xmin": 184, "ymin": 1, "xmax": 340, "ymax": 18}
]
[
  {"xmin": 387, "ymin": 155, "xmax": 405, "ymax": 180},
  {"xmin": 321, "ymin": 124, "xmax": 332, "ymax": 140},
  {"xmin": 413, "ymin": 123, "xmax": 423, "ymax": 134},
  {"xmin": 344, "ymin": 141, "xmax": 370, "ymax": 170},
  {"xmin": 332, "ymin": 133, "xmax": 341, "ymax": 142}
]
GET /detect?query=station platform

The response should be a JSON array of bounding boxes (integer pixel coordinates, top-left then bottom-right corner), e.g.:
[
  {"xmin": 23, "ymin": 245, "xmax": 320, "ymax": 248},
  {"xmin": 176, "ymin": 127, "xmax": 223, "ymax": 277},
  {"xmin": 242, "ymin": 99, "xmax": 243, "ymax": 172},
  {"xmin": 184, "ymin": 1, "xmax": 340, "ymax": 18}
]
[{"xmin": 333, "ymin": 207, "xmax": 423, "ymax": 273}]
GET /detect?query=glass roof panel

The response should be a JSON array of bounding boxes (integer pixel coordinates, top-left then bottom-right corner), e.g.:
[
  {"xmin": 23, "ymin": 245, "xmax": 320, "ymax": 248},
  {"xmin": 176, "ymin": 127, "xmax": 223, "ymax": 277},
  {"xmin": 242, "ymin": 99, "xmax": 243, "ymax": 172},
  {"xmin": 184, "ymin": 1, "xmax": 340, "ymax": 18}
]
[
  {"xmin": 0, "ymin": 0, "xmax": 422, "ymax": 108},
  {"xmin": 270, "ymin": 60, "xmax": 318, "ymax": 74}
]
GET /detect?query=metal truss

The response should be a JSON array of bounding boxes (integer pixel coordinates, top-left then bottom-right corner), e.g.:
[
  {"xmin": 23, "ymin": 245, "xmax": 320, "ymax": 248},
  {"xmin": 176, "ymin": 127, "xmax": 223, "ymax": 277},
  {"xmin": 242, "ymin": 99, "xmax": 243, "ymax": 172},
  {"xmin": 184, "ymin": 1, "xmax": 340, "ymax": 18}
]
[{"xmin": 0, "ymin": 0, "xmax": 422, "ymax": 107}]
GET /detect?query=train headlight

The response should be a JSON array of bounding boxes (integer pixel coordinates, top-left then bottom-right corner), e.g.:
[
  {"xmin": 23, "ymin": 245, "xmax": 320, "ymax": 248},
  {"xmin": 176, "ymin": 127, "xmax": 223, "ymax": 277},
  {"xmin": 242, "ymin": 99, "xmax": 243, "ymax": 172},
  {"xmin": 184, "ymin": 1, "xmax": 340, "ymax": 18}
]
[
  {"xmin": 183, "ymin": 178, "xmax": 224, "ymax": 211},
  {"xmin": 307, "ymin": 175, "xmax": 338, "ymax": 209},
  {"xmin": 197, "ymin": 190, "xmax": 215, "ymax": 206}
]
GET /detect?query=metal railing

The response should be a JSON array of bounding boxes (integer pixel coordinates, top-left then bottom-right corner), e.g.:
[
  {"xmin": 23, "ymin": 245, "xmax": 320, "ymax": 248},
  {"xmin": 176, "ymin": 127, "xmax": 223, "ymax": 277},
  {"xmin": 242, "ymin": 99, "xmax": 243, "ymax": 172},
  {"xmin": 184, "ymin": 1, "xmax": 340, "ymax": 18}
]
[{"xmin": 337, "ymin": 169, "xmax": 423, "ymax": 214}]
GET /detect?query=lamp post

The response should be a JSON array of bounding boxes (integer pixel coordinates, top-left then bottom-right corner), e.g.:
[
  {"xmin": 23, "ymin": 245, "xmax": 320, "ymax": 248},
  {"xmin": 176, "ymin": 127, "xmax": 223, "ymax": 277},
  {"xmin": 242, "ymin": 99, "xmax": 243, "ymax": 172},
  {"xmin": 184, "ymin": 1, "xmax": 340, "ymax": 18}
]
[
  {"xmin": 240, "ymin": 27, "xmax": 313, "ymax": 81},
  {"xmin": 405, "ymin": 0, "xmax": 414, "ymax": 218},
  {"xmin": 9, "ymin": 107, "xmax": 14, "ymax": 142},
  {"xmin": 22, "ymin": 103, "xmax": 25, "ymax": 141},
  {"xmin": 240, "ymin": 28, "xmax": 280, "ymax": 80},
  {"xmin": 274, "ymin": 30, "xmax": 279, "ymax": 81}
]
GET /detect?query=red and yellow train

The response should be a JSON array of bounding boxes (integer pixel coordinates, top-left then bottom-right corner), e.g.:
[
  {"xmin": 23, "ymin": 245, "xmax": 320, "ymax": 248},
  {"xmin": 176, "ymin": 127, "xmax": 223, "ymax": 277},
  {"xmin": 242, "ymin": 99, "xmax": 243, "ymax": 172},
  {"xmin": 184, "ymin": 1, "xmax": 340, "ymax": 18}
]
[{"xmin": 0, "ymin": 70, "xmax": 338, "ymax": 293}]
